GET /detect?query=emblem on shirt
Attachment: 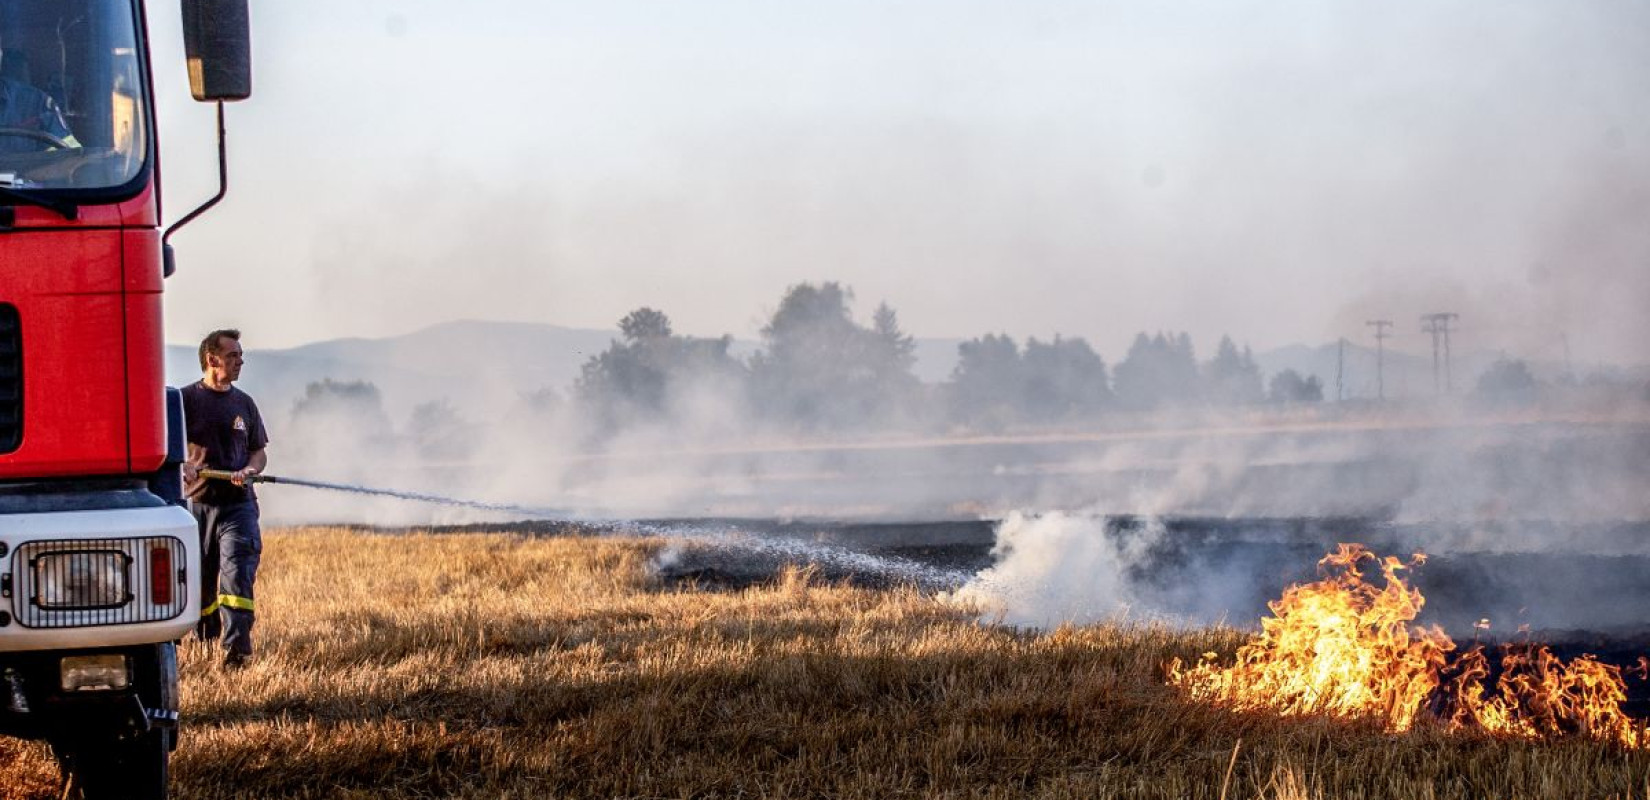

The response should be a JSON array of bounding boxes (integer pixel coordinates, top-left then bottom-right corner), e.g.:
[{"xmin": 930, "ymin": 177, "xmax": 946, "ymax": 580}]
[{"xmin": 233, "ymin": 416, "xmax": 247, "ymax": 432}]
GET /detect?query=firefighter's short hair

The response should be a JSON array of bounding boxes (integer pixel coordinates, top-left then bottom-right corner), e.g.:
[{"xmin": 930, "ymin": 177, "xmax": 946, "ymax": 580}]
[{"xmin": 199, "ymin": 328, "xmax": 242, "ymax": 370}]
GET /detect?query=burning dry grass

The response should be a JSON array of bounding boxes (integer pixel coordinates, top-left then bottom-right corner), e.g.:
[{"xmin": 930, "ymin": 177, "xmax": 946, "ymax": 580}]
[
  {"xmin": 5, "ymin": 528, "xmax": 1650, "ymax": 798},
  {"xmin": 1170, "ymin": 545, "xmax": 1650, "ymax": 749}
]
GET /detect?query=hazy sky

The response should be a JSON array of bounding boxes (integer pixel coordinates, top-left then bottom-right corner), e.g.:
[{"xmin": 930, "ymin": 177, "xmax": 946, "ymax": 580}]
[{"xmin": 151, "ymin": 0, "xmax": 1650, "ymax": 366}]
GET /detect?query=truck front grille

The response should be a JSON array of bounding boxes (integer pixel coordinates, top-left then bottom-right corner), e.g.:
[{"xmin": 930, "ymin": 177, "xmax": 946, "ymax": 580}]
[
  {"xmin": 8, "ymin": 537, "xmax": 189, "ymax": 629},
  {"xmin": 0, "ymin": 303, "xmax": 19, "ymax": 454}
]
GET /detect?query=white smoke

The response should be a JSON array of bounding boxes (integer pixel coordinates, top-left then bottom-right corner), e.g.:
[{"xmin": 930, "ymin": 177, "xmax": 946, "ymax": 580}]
[
  {"xmin": 949, "ymin": 510, "xmax": 1161, "ymax": 628},
  {"xmin": 650, "ymin": 541, "xmax": 686, "ymax": 573}
]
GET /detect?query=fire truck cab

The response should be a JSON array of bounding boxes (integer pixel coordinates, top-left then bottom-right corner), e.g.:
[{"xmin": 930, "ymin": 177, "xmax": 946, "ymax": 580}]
[{"xmin": 0, "ymin": 0, "xmax": 249, "ymax": 796}]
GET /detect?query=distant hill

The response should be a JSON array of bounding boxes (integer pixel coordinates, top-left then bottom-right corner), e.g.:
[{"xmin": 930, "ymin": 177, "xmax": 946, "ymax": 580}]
[{"xmin": 166, "ymin": 321, "xmax": 617, "ymax": 423}]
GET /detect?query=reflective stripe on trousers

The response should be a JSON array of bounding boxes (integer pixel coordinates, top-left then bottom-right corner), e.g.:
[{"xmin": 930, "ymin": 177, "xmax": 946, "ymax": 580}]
[{"xmin": 193, "ymin": 500, "xmax": 262, "ymax": 659}]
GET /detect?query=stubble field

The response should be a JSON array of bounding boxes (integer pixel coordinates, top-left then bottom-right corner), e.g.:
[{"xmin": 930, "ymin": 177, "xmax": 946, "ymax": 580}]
[{"xmin": 3, "ymin": 527, "xmax": 1650, "ymax": 799}]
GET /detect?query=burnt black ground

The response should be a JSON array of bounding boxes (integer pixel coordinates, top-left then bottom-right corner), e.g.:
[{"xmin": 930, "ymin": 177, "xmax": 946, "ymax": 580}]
[
  {"xmin": 645, "ymin": 516, "xmax": 1650, "ymax": 691},
  {"xmin": 398, "ymin": 513, "xmax": 1650, "ymax": 704},
  {"xmin": 637, "ymin": 516, "xmax": 1650, "ymax": 623},
  {"xmin": 410, "ymin": 514, "xmax": 1650, "ymax": 632}
]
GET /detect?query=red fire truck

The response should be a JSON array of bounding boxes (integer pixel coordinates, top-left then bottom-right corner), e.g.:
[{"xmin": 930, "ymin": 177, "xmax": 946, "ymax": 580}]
[{"xmin": 1, "ymin": 0, "xmax": 248, "ymax": 796}]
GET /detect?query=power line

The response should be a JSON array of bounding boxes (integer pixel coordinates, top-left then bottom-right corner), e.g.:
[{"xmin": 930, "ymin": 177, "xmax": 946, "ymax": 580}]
[
  {"xmin": 1336, "ymin": 337, "xmax": 1346, "ymax": 402},
  {"xmin": 1365, "ymin": 320, "xmax": 1393, "ymax": 400},
  {"xmin": 1562, "ymin": 332, "xmax": 1574, "ymax": 383},
  {"xmin": 1421, "ymin": 312, "xmax": 1460, "ymax": 395}
]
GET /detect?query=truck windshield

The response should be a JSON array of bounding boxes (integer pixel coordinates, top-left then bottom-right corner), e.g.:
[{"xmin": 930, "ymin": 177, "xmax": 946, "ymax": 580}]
[{"xmin": 0, "ymin": 0, "xmax": 147, "ymax": 192}]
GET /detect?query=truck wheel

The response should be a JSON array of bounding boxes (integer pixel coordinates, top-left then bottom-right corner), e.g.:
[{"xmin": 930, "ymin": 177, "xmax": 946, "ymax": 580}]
[{"xmin": 54, "ymin": 727, "xmax": 171, "ymax": 800}]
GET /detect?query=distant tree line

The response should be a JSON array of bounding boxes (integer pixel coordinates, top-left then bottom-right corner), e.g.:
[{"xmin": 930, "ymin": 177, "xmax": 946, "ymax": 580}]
[
  {"xmin": 570, "ymin": 281, "xmax": 1330, "ymax": 437},
  {"xmin": 574, "ymin": 307, "xmax": 744, "ymax": 430},
  {"xmin": 571, "ymin": 282, "xmax": 923, "ymax": 436},
  {"xmin": 282, "ymin": 283, "xmax": 1648, "ymax": 457}
]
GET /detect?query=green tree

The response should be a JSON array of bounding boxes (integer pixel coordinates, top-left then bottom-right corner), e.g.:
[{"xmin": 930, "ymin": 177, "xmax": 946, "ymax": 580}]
[
  {"xmin": 870, "ymin": 303, "xmax": 917, "ymax": 379},
  {"xmin": 749, "ymin": 282, "xmax": 919, "ymax": 430},
  {"xmin": 1113, "ymin": 332, "xmax": 1200, "ymax": 410},
  {"xmin": 949, "ymin": 334, "xmax": 1023, "ymax": 428},
  {"xmin": 575, "ymin": 308, "xmax": 744, "ymax": 430},
  {"xmin": 408, "ymin": 399, "xmax": 477, "ymax": 461},
  {"xmin": 619, "ymin": 307, "xmax": 672, "ymax": 342},
  {"xmin": 1021, "ymin": 336, "xmax": 1112, "ymax": 422},
  {"xmin": 1476, "ymin": 358, "xmax": 1538, "ymax": 404},
  {"xmin": 1267, "ymin": 369, "xmax": 1324, "ymax": 404},
  {"xmin": 287, "ymin": 379, "xmax": 398, "ymax": 464},
  {"xmin": 1203, "ymin": 335, "xmax": 1265, "ymax": 406}
]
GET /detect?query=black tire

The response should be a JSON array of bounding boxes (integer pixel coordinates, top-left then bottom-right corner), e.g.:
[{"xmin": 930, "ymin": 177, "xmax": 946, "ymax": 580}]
[{"xmin": 54, "ymin": 726, "xmax": 171, "ymax": 800}]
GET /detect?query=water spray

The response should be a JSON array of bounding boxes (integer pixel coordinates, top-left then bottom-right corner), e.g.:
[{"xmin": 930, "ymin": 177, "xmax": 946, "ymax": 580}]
[
  {"xmin": 198, "ymin": 469, "xmax": 972, "ymax": 589},
  {"xmin": 196, "ymin": 469, "xmax": 572, "ymax": 519}
]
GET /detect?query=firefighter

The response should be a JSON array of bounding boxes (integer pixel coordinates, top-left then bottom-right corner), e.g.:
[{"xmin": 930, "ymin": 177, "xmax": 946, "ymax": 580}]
[
  {"xmin": 180, "ymin": 329, "xmax": 270, "ymax": 668},
  {"xmin": 0, "ymin": 28, "xmax": 81, "ymax": 154}
]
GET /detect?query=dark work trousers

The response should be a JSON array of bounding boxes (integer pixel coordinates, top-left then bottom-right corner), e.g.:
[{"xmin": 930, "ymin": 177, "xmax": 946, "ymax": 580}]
[{"xmin": 193, "ymin": 500, "xmax": 262, "ymax": 661}]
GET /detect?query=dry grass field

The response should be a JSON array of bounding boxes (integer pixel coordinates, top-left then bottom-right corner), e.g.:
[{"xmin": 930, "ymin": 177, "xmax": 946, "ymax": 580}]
[{"xmin": 5, "ymin": 527, "xmax": 1650, "ymax": 799}]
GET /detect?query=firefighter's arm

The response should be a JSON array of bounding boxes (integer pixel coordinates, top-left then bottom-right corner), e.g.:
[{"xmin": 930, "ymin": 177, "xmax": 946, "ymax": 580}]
[
  {"xmin": 232, "ymin": 448, "xmax": 268, "ymax": 486},
  {"xmin": 182, "ymin": 443, "xmax": 206, "ymax": 484}
]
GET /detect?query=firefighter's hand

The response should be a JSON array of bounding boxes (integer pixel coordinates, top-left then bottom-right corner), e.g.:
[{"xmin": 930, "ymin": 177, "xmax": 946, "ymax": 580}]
[{"xmin": 182, "ymin": 463, "xmax": 200, "ymax": 483}]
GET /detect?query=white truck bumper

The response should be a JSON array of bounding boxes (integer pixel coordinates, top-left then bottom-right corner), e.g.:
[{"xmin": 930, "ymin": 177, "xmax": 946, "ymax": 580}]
[{"xmin": 0, "ymin": 505, "xmax": 199, "ymax": 652}]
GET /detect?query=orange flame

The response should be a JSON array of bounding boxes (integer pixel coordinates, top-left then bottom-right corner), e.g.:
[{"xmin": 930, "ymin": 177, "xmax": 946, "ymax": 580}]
[{"xmin": 1168, "ymin": 544, "xmax": 1648, "ymax": 746}]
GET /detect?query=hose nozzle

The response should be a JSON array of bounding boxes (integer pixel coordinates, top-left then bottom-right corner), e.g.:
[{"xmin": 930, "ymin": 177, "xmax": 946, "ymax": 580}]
[{"xmin": 197, "ymin": 468, "xmax": 271, "ymax": 484}]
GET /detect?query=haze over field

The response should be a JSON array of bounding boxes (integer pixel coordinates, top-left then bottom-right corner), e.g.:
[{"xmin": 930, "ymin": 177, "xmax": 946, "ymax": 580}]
[
  {"xmin": 145, "ymin": 2, "xmax": 1649, "ymax": 604},
  {"xmin": 168, "ymin": 318, "xmax": 1595, "ymax": 424},
  {"xmin": 150, "ymin": 0, "xmax": 1650, "ymax": 370}
]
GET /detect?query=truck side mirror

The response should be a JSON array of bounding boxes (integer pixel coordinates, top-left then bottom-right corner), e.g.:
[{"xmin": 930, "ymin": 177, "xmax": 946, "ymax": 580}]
[{"xmin": 181, "ymin": 0, "xmax": 252, "ymax": 102}]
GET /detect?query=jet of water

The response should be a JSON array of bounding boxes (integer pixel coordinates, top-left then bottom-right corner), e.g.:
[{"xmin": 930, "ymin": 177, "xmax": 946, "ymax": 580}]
[
  {"xmin": 617, "ymin": 519, "xmax": 979, "ymax": 591},
  {"xmin": 202, "ymin": 469, "xmax": 977, "ymax": 589},
  {"xmin": 201, "ymin": 469, "xmax": 576, "ymax": 518}
]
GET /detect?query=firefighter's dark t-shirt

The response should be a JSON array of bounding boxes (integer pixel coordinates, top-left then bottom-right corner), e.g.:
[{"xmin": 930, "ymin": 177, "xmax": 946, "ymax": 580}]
[{"xmin": 181, "ymin": 381, "xmax": 269, "ymax": 505}]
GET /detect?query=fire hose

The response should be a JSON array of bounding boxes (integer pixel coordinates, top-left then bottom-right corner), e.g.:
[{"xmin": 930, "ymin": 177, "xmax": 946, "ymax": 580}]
[{"xmin": 195, "ymin": 468, "xmax": 567, "ymax": 518}]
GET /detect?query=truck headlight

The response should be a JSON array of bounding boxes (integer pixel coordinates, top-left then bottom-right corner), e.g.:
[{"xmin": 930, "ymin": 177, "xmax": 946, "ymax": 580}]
[
  {"xmin": 60, "ymin": 655, "xmax": 130, "ymax": 692},
  {"xmin": 33, "ymin": 550, "xmax": 131, "ymax": 609}
]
